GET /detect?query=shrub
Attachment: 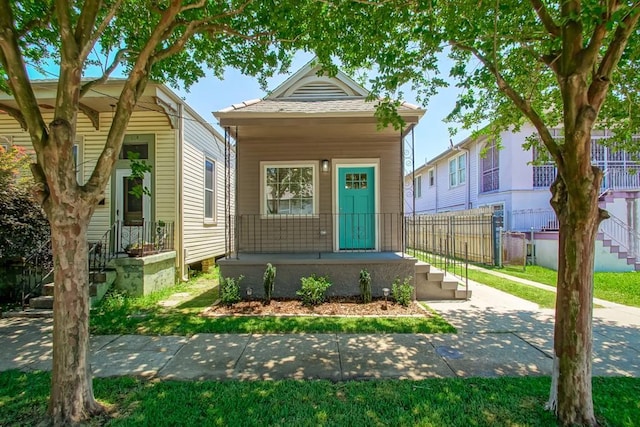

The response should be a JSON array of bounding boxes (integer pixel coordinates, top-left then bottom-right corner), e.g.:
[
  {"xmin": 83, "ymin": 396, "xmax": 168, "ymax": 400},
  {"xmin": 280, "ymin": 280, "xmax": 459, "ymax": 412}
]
[
  {"xmin": 359, "ymin": 269, "xmax": 372, "ymax": 304},
  {"xmin": 263, "ymin": 263, "xmax": 276, "ymax": 305},
  {"xmin": 220, "ymin": 275, "xmax": 243, "ymax": 307},
  {"xmin": 297, "ymin": 274, "xmax": 332, "ymax": 306},
  {"xmin": 392, "ymin": 276, "xmax": 414, "ymax": 307}
]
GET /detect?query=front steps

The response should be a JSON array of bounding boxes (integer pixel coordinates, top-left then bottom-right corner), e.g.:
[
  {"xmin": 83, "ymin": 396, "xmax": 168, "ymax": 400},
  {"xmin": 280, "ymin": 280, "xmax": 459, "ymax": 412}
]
[
  {"xmin": 597, "ymin": 233, "xmax": 640, "ymax": 272},
  {"xmin": 414, "ymin": 261, "xmax": 472, "ymax": 300},
  {"xmin": 24, "ymin": 270, "xmax": 116, "ymax": 312}
]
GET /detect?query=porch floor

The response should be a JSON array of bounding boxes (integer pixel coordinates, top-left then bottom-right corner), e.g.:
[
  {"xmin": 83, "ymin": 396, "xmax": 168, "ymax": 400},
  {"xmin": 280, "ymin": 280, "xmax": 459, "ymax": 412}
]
[{"xmin": 219, "ymin": 251, "xmax": 414, "ymax": 264}]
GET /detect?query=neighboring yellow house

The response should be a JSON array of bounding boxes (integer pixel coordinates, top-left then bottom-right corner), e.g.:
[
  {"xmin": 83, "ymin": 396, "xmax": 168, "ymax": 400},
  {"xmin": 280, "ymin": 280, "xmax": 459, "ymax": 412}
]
[{"xmin": 0, "ymin": 80, "xmax": 226, "ymax": 281}]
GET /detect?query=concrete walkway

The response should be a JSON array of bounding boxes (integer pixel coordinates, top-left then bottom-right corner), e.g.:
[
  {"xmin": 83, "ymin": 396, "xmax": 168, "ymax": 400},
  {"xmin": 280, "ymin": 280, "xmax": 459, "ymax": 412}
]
[{"xmin": 1, "ymin": 271, "xmax": 639, "ymax": 381}]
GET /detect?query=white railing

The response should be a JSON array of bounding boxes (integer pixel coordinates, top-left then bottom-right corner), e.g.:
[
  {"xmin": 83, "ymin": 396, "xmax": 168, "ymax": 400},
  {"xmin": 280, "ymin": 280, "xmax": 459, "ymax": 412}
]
[
  {"xmin": 599, "ymin": 213, "xmax": 640, "ymax": 261},
  {"xmin": 510, "ymin": 209, "xmax": 559, "ymax": 232},
  {"xmin": 534, "ymin": 162, "xmax": 640, "ymax": 191}
]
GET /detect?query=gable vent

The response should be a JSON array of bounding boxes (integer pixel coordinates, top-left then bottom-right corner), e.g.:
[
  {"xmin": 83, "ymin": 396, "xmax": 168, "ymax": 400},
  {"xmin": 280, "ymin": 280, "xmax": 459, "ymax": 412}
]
[{"xmin": 289, "ymin": 81, "xmax": 351, "ymax": 98}]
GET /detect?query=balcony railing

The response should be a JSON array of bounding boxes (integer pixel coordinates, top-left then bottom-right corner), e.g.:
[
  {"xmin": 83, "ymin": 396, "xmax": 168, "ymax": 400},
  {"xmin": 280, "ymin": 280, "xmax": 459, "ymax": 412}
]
[
  {"xmin": 534, "ymin": 162, "xmax": 640, "ymax": 190},
  {"xmin": 510, "ymin": 209, "xmax": 559, "ymax": 232},
  {"xmin": 233, "ymin": 213, "xmax": 403, "ymax": 254}
]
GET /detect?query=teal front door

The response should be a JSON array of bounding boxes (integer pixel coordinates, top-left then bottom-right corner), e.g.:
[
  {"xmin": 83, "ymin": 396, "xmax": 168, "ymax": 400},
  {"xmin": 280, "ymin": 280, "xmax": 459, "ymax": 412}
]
[{"xmin": 338, "ymin": 167, "xmax": 375, "ymax": 250}]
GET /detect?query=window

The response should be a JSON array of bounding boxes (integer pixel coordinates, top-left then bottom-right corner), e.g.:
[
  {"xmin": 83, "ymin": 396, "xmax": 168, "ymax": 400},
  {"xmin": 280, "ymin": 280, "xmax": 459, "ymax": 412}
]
[
  {"xmin": 481, "ymin": 141, "xmax": 499, "ymax": 192},
  {"xmin": 428, "ymin": 169, "xmax": 434, "ymax": 187},
  {"xmin": 119, "ymin": 142, "xmax": 149, "ymax": 160},
  {"xmin": 204, "ymin": 158, "xmax": 215, "ymax": 221},
  {"xmin": 449, "ymin": 153, "xmax": 466, "ymax": 187},
  {"xmin": 263, "ymin": 162, "xmax": 316, "ymax": 215},
  {"xmin": 0, "ymin": 135, "xmax": 10, "ymax": 152},
  {"xmin": 413, "ymin": 175, "xmax": 422, "ymax": 198}
]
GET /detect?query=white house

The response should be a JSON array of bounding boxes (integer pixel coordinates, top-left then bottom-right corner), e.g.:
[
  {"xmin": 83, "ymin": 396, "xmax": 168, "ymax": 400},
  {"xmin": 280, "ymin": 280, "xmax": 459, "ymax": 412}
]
[{"xmin": 406, "ymin": 124, "xmax": 640, "ymax": 272}]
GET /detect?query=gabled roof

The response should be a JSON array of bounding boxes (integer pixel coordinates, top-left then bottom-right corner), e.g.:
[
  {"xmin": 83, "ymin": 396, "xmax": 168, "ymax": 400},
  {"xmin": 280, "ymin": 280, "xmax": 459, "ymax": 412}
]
[
  {"xmin": 214, "ymin": 59, "xmax": 425, "ymax": 121},
  {"xmin": 266, "ymin": 59, "xmax": 369, "ymax": 100}
]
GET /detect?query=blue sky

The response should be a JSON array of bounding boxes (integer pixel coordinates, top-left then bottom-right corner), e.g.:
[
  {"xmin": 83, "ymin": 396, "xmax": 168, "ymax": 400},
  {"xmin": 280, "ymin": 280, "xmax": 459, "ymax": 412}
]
[{"xmin": 174, "ymin": 51, "xmax": 473, "ymax": 168}]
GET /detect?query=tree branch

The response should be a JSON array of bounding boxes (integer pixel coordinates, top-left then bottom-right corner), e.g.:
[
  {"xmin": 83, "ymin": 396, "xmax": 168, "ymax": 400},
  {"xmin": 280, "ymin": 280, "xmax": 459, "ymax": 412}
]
[
  {"xmin": 54, "ymin": 0, "xmax": 78, "ymax": 58},
  {"xmin": 450, "ymin": 40, "xmax": 563, "ymax": 169},
  {"xmin": 529, "ymin": 0, "xmax": 561, "ymax": 37},
  {"xmin": 74, "ymin": 0, "xmax": 101, "ymax": 53},
  {"xmin": 0, "ymin": 0, "xmax": 48, "ymax": 149},
  {"xmin": 80, "ymin": 48, "xmax": 130, "ymax": 98},
  {"xmin": 588, "ymin": 3, "xmax": 640, "ymax": 111},
  {"xmin": 80, "ymin": 0, "xmax": 123, "ymax": 61}
]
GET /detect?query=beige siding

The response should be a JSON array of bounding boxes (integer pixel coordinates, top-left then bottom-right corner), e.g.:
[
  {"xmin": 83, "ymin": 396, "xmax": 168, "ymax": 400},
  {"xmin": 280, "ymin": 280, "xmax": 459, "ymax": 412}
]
[
  {"xmin": 0, "ymin": 110, "xmax": 177, "ymax": 244},
  {"xmin": 181, "ymin": 109, "xmax": 226, "ymax": 264},
  {"xmin": 235, "ymin": 119, "xmax": 403, "ymax": 251}
]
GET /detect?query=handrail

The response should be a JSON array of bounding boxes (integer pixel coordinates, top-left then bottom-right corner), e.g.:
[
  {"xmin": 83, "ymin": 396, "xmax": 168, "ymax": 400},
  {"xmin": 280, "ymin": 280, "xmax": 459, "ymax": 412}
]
[
  {"xmin": 20, "ymin": 238, "xmax": 54, "ymax": 309},
  {"xmin": 599, "ymin": 213, "xmax": 640, "ymax": 260}
]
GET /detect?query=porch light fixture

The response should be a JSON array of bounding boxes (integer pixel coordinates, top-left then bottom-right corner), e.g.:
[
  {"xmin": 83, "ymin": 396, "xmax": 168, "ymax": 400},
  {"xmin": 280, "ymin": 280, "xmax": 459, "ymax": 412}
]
[
  {"xmin": 382, "ymin": 288, "xmax": 390, "ymax": 310},
  {"xmin": 321, "ymin": 159, "xmax": 330, "ymax": 173}
]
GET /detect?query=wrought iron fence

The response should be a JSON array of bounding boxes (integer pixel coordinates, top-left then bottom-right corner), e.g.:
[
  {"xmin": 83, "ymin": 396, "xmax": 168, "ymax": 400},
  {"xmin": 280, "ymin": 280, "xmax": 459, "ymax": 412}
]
[
  {"xmin": 233, "ymin": 213, "xmax": 403, "ymax": 255},
  {"xmin": 117, "ymin": 220, "xmax": 175, "ymax": 257}
]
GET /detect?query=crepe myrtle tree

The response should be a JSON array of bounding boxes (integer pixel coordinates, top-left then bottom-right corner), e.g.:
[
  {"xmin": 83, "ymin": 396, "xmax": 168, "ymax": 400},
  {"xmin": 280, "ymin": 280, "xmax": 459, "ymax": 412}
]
[
  {"xmin": 312, "ymin": 1, "xmax": 640, "ymax": 425},
  {"xmin": 0, "ymin": 0, "xmax": 328, "ymax": 424}
]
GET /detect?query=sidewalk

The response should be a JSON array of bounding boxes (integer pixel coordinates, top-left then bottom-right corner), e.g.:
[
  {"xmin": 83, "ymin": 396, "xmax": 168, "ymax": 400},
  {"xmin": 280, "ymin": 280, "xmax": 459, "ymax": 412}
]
[{"xmin": 1, "ymin": 271, "xmax": 639, "ymax": 381}]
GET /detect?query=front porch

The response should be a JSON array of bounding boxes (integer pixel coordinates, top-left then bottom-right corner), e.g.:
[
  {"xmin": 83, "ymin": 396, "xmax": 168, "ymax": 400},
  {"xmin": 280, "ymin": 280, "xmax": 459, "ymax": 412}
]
[{"xmin": 218, "ymin": 252, "xmax": 417, "ymax": 298}]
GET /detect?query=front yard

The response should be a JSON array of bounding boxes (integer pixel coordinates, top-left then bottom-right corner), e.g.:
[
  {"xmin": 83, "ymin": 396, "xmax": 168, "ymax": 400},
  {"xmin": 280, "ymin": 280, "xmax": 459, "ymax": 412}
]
[{"xmin": 89, "ymin": 270, "xmax": 455, "ymax": 335}]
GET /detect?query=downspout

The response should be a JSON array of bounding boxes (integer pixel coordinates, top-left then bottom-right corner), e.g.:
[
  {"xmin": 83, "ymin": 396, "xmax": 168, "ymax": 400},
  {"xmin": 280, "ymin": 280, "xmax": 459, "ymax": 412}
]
[
  {"xmin": 460, "ymin": 146, "xmax": 471, "ymax": 209},
  {"xmin": 177, "ymin": 103, "xmax": 186, "ymax": 280},
  {"xmin": 434, "ymin": 163, "xmax": 438, "ymax": 213}
]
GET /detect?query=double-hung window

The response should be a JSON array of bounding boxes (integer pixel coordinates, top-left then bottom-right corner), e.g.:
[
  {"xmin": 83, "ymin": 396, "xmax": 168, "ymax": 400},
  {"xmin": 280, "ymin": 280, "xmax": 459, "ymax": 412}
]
[
  {"xmin": 204, "ymin": 158, "xmax": 215, "ymax": 221},
  {"xmin": 263, "ymin": 162, "xmax": 316, "ymax": 215},
  {"xmin": 481, "ymin": 141, "xmax": 499, "ymax": 192},
  {"xmin": 449, "ymin": 153, "xmax": 466, "ymax": 187}
]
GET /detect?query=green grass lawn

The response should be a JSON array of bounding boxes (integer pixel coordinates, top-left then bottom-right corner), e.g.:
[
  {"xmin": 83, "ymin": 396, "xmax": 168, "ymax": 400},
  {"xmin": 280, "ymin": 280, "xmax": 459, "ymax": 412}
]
[
  {"xmin": 489, "ymin": 265, "xmax": 640, "ymax": 308},
  {"xmin": 90, "ymin": 271, "xmax": 455, "ymax": 335},
  {"xmin": 465, "ymin": 269, "xmax": 558, "ymax": 309},
  {"xmin": 1, "ymin": 370, "xmax": 638, "ymax": 427}
]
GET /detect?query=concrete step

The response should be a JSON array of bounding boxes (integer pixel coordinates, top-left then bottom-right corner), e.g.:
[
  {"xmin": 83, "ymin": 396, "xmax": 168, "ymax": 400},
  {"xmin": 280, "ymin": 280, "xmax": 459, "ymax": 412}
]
[
  {"xmin": 30, "ymin": 296, "xmax": 53, "ymax": 310},
  {"xmin": 455, "ymin": 289, "xmax": 472, "ymax": 299},
  {"xmin": 90, "ymin": 271, "xmax": 107, "ymax": 283},
  {"xmin": 440, "ymin": 279, "xmax": 459, "ymax": 291},
  {"xmin": 1, "ymin": 309, "xmax": 53, "ymax": 319},
  {"xmin": 414, "ymin": 261, "xmax": 431, "ymax": 274},
  {"xmin": 427, "ymin": 271, "xmax": 444, "ymax": 281},
  {"xmin": 43, "ymin": 283, "xmax": 54, "ymax": 297}
]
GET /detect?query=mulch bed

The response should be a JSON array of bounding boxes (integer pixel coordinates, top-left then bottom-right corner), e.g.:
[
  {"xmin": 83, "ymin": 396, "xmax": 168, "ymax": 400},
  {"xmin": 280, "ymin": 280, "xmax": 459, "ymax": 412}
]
[{"xmin": 202, "ymin": 296, "xmax": 429, "ymax": 317}]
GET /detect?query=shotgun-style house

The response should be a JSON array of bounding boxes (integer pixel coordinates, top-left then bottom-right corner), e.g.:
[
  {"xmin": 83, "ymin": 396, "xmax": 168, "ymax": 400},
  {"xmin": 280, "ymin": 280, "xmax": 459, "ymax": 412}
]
[
  {"xmin": 406, "ymin": 124, "xmax": 640, "ymax": 271},
  {"xmin": 0, "ymin": 80, "xmax": 227, "ymax": 298},
  {"xmin": 214, "ymin": 61, "xmax": 469, "ymax": 299}
]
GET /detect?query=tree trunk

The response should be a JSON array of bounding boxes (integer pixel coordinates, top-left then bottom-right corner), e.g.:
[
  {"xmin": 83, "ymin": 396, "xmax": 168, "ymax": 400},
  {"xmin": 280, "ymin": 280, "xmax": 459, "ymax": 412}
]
[
  {"xmin": 47, "ymin": 212, "xmax": 103, "ymax": 425},
  {"xmin": 548, "ymin": 156, "xmax": 605, "ymax": 426}
]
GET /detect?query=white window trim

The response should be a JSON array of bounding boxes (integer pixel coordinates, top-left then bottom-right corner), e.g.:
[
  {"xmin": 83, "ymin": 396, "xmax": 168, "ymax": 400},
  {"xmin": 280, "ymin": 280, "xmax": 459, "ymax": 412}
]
[
  {"xmin": 204, "ymin": 157, "xmax": 216, "ymax": 224},
  {"xmin": 449, "ymin": 153, "xmax": 466, "ymax": 188},
  {"xmin": 260, "ymin": 161, "xmax": 319, "ymax": 218}
]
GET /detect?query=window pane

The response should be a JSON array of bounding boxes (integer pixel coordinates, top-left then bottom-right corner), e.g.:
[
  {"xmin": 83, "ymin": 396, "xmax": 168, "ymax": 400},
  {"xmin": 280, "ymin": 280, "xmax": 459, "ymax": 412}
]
[
  {"xmin": 205, "ymin": 160, "xmax": 214, "ymax": 190},
  {"xmin": 205, "ymin": 191, "xmax": 212, "ymax": 218},
  {"xmin": 119, "ymin": 143, "xmax": 149, "ymax": 159},
  {"xmin": 265, "ymin": 165, "xmax": 314, "ymax": 215}
]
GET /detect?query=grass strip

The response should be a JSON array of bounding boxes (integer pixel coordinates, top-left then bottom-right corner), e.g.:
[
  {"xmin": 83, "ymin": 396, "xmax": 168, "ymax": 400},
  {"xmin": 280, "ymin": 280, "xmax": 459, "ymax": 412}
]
[
  {"xmin": 1, "ymin": 371, "xmax": 638, "ymax": 427},
  {"xmin": 465, "ymin": 270, "xmax": 558, "ymax": 309},
  {"xmin": 483, "ymin": 265, "xmax": 640, "ymax": 308}
]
